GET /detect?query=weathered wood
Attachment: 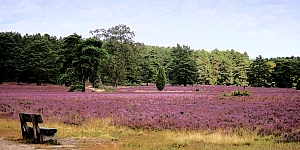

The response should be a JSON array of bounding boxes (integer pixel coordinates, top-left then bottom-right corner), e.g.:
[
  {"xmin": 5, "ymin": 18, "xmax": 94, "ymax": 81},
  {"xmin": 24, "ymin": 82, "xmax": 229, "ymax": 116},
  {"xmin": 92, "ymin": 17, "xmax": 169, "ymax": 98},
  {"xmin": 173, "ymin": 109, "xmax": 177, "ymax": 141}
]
[{"xmin": 19, "ymin": 113, "xmax": 57, "ymax": 143}]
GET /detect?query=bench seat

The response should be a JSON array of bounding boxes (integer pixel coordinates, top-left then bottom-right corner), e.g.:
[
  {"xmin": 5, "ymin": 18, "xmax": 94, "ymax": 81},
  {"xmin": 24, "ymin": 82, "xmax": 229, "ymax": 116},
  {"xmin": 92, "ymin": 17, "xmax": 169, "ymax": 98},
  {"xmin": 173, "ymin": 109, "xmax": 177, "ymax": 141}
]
[
  {"xmin": 19, "ymin": 113, "xmax": 57, "ymax": 143},
  {"xmin": 28, "ymin": 127, "xmax": 57, "ymax": 136}
]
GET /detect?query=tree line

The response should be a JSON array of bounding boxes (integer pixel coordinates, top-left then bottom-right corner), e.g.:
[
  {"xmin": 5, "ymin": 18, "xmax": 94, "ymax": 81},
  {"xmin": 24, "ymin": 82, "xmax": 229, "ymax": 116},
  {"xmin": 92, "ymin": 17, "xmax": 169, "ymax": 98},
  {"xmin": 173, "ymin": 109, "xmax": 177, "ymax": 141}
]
[{"xmin": 1, "ymin": 24, "xmax": 300, "ymax": 91}]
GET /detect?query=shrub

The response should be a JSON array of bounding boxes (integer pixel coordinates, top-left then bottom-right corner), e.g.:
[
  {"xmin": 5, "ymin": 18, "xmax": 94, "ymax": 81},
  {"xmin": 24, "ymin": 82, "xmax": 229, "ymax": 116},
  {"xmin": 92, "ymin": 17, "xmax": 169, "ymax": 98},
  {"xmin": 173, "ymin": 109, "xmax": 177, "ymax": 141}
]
[
  {"xmin": 222, "ymin": 92, "xmax": 230, "ymax": 97},
  {"xmin": 155, "ymin": 66, "xmax": 166, "ymax": 91},
  {"xmin": 231, "ymin": 90, "xmax": 241, "ymax": 96},
  {"xmin": 68, "ymin": 84, "xmax": 84, "ymax": 92},
  {"xmin": 241, "ymin": 90, "xmax": 251, "ymax": 96},
  {"xmin": 229, "ymin": 90, "xmax": 251, "ymax": 96},
  {"xmin": 104, "ymin": 87, "xmax": 115, "ymax": 92}
]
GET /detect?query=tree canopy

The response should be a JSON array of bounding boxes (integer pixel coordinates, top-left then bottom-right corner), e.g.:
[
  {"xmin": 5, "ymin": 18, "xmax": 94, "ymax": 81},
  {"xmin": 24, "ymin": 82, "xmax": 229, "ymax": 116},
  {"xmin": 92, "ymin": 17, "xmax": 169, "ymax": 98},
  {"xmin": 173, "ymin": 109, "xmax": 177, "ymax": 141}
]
[{"xmin": 1, "ymin": 24, "xmax": 300, "ymax": 91}]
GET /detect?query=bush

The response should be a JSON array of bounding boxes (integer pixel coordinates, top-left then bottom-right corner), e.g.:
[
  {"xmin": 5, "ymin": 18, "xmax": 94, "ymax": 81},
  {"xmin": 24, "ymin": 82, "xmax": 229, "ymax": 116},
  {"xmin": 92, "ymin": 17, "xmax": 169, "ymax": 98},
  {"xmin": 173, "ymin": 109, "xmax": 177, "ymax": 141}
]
[
  {"xmin": 155, "ymin": 66, "xmax": 166, "ymax": 91},
  {"xmin": 68, "ymin": 84, "xmax": 84, "ymax": 92},
  {"xmin": 241, "ymin": 90, "xmax": 251, "ymax": 96},
  {"xmin": 222, "ymin": 92, "xmax": 230, "ymax": 97},
  {"xmin": 104, "ymin": 87, "xmax": 115, "ymax": 92},
  {"xmin": 231, "ymin": 90, "xmax": 241, "ymax": 96},
  {"xmin": 228, "ymin": 90, "xmax": 251, "ymax": 96}
]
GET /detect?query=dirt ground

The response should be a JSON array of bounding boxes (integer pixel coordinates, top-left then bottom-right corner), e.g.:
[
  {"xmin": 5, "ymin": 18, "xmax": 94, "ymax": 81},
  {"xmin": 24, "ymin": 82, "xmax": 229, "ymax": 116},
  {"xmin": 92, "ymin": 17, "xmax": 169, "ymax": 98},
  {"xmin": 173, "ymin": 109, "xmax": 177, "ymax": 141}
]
[
  {"xmin": 0, "ymin": 137, "xmax": 78, "ymax": 150},
  {"xmin": 0, "ymin": 137, "xmax": 120, "ymax": 150},
  {"xmin": 0, "ymin": 137, "xmax": 34, "ymax": 150}
]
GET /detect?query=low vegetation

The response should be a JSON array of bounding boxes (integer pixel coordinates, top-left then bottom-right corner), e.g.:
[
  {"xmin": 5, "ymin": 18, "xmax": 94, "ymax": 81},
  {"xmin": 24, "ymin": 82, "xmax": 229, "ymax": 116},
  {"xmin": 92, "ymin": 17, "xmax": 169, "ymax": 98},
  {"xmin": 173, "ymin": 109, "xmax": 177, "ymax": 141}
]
[{"xmin": 0, "ymin": 84, "xmax": 300, "ymax": 149}]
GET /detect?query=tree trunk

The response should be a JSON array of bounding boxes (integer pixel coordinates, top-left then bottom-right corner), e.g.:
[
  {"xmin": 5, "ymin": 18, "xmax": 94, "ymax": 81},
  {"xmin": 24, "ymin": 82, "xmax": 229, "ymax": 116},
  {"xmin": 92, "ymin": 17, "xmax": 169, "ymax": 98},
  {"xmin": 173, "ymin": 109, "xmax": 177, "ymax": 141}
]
[
  {"xmin": 82, "ymin": 80, "xmax": 85, "ymax": 92},
  {"xmin": 36, "ymin": 76, "xmax": 41, "ymax": 86},
  {"xmin": 113, "ymin": 77, "xmax": 119, "ymax": 87}
]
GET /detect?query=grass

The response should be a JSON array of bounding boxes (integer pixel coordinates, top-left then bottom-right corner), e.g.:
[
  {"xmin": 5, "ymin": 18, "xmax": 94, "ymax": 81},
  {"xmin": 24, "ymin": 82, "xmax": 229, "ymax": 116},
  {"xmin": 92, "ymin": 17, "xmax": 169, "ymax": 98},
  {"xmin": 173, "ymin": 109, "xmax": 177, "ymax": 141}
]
[{"xmin": 1, "ymin": 118, "xmax": 300, "ymax": 149}]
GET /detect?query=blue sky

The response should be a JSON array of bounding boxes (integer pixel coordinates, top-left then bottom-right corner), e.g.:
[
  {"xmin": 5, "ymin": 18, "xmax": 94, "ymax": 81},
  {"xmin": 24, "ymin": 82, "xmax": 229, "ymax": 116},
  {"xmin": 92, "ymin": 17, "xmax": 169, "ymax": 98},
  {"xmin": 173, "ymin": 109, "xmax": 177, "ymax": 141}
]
[{"xmin": 1, "ymin": 0, "xmax": 299, "ymax": 58}]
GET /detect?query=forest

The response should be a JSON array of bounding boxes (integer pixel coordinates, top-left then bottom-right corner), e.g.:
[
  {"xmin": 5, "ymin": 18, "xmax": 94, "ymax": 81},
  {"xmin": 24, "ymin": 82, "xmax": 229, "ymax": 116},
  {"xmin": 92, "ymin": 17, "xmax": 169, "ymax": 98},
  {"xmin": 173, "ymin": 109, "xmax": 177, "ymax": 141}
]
[{"xmin": 1, "ymin": 24, "xmax": 300, "ymax": 91}]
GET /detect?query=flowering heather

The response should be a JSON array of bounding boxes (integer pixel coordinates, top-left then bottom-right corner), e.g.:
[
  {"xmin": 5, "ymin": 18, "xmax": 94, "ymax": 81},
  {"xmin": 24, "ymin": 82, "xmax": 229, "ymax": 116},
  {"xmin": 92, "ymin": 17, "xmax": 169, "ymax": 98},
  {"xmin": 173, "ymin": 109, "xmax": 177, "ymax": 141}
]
[{"xmin": 1, "ymin": 83, "xmax": 300, "ymax": 141}]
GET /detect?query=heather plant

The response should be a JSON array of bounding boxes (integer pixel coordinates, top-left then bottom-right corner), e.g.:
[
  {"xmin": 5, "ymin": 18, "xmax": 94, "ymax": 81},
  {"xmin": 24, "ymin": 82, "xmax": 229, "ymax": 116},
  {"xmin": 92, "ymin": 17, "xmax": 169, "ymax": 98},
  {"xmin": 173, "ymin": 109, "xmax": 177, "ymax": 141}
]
[
  {"xmin": 279, "ymin": 131, "xmax": 300, "ymax": 143},
  {"xmin": 1, "ymin": 84, "xmax": 300, "ymax": 144}
]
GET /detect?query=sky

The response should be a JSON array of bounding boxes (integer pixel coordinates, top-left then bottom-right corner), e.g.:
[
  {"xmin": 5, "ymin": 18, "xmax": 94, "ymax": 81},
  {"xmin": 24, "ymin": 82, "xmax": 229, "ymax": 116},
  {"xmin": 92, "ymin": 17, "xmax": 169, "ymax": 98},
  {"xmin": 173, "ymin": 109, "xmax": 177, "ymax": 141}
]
[{"xmin": 0, "ymin": 0, "xmax": 299, "ymax": 58}]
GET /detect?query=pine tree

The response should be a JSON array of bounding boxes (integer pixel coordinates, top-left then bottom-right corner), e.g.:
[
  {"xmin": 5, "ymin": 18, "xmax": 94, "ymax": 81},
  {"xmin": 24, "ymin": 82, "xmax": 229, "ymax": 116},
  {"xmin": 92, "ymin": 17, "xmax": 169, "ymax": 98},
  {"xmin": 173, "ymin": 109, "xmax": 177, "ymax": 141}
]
[
  {"xmin": 168, "ymin": 44, "xmax": 199, "ymax": 86},
  {"xmin": 155, "ymin": 66, "xmax": 166, "ymax": 91},
  {"xmin": 247, "ymin": 55, "xmax": 271, "ymax": 87}
]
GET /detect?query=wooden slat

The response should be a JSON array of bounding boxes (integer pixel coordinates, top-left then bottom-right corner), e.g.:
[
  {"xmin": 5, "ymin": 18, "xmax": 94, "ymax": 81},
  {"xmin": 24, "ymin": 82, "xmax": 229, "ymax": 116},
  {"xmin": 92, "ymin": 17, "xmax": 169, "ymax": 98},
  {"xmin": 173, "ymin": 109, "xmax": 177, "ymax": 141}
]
[{"xmin": 19, "ymin": 112, "xmax": 57, "ymax": 143}]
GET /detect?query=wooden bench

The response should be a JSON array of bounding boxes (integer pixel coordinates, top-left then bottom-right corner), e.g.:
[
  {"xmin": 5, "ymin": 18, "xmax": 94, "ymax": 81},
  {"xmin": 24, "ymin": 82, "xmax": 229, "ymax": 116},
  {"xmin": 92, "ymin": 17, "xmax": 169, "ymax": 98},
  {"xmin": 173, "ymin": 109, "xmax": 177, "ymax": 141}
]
[{"xmin": 19, "ymin": 113, "xmax": 57, "ymax": 143}]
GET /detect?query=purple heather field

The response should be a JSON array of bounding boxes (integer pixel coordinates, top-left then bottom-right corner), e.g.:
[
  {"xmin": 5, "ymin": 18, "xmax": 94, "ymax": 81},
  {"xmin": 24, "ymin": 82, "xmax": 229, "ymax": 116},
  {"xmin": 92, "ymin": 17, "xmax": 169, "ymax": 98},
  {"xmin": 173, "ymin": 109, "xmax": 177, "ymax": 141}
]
[{"xmin": 1, "ymin": 83, "xmax": 300, "ymax": 138}]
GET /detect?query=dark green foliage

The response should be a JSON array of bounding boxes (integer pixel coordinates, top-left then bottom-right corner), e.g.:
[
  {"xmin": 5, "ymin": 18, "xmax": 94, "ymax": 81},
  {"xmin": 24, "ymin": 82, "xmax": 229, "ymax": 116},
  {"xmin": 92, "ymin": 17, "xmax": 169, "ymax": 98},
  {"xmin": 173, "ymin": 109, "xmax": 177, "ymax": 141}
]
[
  {"xmin": 59, "ymin": 34, "xmax": 107, "ymax": 92},
  {"xmin": 0, "ymin": 32, "xmax": 19, "ymax": 83},
  {"xmin": 231, "ymin": 90, "xmax": 251, "ymax": 96},
  {"xmin": 217, "ymin": 59, "xmax": 233, "ymax": 85},
  {"xmin": 155, "ymin": 66, "xmax": 166, "ymax": 91},
  {"xmin": 296, "ymin": 80, "xmax": 300, "ymax": 90},
  {"xmin": 272, "ymin": 59, "xmax": 297, "ymax": 88},
  {"xmin": 241, "ymin": 90, "xmax": 251, "ymax": 96},
  {"xmin": 247, "ymin": 55, "xmax": 271, "ymax": 87},
  {"xmin": 140, "ymin": 46, "xmax": 160, "ymax": 86},
  {"xmin": 221, "ymin": 90, "xmax": 250, "ymax": 97},
  {"xmin": 222, "ymin": 92, "xmax": 230, "ymax": 97},
  {"xmin": 1, "ymin": 26, "xmax": 300, "ymax": 89},
  {"xmin": 21, "ymin": 38, "xmax": 59, "ymax": 85},
  {"xmin": 68, "ymin": 84, "xmax": 84, "ymax": 92},
  {"xmin": 104, "ymin": 87, "xmax": 116, "ymax": 92},
  {"xmin": 168, "ymin": 44, "xmax": 199, "ymax": 86},
  {"xmin": 231, "ymin": 90, "xmax": 241, "ymax": 96},
  {"xmin": 195, "ymin": 49, "xmax": 250, "ymax": 86},
  {"xmin": 90, "ymin": 24, "xmax": 141, "ymax": 87}
]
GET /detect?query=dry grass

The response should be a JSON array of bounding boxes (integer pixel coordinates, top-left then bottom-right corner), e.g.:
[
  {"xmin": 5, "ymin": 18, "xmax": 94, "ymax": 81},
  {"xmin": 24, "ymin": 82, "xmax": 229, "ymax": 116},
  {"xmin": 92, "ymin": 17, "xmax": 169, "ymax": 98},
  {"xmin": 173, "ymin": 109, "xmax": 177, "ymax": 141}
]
[
  {"xmin": 164, "ymin": 129, "xmax": 255, "ymax": 146},
  {"xmin": 1, "ymin": 118, "xmax": 300, "ymax": 150}
]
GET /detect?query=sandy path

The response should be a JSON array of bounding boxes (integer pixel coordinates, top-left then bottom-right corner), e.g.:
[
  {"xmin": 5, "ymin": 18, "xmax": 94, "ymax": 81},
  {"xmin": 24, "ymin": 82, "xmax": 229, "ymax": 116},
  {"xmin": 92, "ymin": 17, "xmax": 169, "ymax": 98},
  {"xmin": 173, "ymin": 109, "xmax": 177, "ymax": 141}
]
[
  {"xmin": 0, "ymin": 138, "xmax": 34, "ymax": 150},
  {"xmin": 0, "ymin": 137, "xmax": 119, "ymax": 150}
]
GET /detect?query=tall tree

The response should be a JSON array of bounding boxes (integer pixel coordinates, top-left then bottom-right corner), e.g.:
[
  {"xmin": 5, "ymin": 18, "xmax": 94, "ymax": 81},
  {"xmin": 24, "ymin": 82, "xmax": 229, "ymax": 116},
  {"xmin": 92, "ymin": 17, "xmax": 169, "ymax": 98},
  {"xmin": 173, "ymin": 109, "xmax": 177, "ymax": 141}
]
[
  {"xmin": 168, "ymin": 44, "xmax": 199, "ymax": 86},
  {"xmin": 210, "ymin": 49, "xmax": 221, "ymax": 85},
  {"xmin": 231, "ymin": 51, "xmax": 250, "ymax": 86},
  {"xmin": 195, "ymin": 49, "xmax": 212, "ymax": 85},
  {"xmin": 217, "ymin": 59, "xmax": 233, "ymax": 85},
  {"xmin": 0, "ymin": 32, "xmax": 18, "ymax": 83},
  {"xmin": 59, "ymin": 33, "xmax": 83, "ymax": 87},
  {"xmin": 247, "ymin": 55, "xmax": 271, "ymax": 87},
  {"xmin": 140, "ymin": 46, "xmax": 160, "ymax": 85},
  {"xmin": 21, "ymin": 38, "xmax": 58, "ymax": 85},
  {"xmin": 272, "ymin": 59, "xmax": 297, "ymax": 88},
  {"xmin": 90, "ymin": 24, "xmax": 140, "ymax": 87},
  {"xmin": 59, "ymin": 34, "xmax": 107, "ymax": 91}
]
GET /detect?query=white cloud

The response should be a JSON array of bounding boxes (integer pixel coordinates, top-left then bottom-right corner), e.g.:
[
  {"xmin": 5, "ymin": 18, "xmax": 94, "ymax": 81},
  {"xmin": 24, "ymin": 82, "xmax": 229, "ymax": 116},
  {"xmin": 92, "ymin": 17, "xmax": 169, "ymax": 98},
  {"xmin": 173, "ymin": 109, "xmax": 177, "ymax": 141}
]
[
  {"xmin": 0, "ymin": 0, "xmax": 300, "ymax": 57},
  {"xmin": 246, "ymin": 31, "xmax": 258, "ymax": 38},
  {"xmin": 244, "ymin": 0, "xmax": 293, "ymax": 5}
]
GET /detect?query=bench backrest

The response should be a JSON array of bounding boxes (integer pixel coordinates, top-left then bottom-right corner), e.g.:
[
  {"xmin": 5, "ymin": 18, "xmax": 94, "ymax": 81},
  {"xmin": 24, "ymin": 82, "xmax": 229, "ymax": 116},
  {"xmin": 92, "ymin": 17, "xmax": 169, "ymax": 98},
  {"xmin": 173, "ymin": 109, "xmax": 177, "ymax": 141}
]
[{"xmin": 19, "ymin": 113, "xmax": 43, "ymax": 123}]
